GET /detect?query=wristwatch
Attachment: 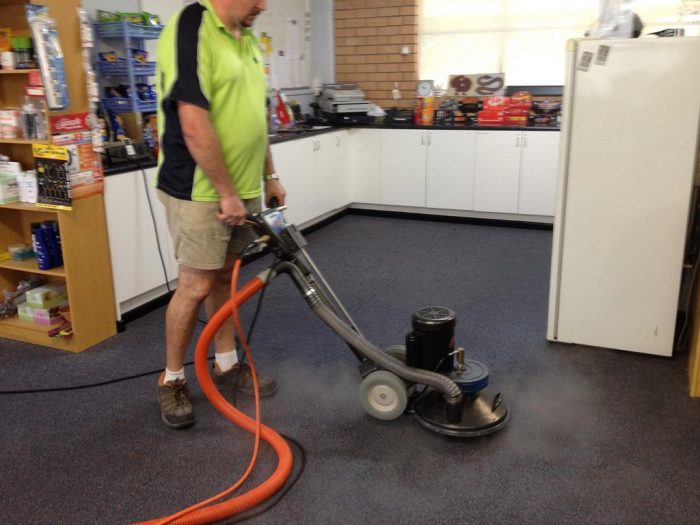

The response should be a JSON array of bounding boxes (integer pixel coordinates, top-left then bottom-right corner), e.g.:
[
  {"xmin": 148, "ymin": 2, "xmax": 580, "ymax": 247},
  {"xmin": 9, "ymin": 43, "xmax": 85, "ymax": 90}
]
[{"xmin": 263, "ymin": 173, "xmax": 279, "ymax": 181}]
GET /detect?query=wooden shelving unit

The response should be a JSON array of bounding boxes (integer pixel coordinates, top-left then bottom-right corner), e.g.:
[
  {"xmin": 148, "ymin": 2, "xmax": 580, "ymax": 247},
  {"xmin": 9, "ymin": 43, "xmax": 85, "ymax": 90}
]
[
  {"xmin": 0, "ymin": 68, "xmax": 40, "ymax": 75},
  {"xmin": 0, "ymin": 0, "xmax": 116, "ymax": 352}
]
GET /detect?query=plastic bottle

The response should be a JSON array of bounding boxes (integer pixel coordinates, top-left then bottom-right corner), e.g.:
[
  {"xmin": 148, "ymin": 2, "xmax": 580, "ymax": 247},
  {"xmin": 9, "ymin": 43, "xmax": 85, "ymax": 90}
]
[
  {"xmin": 275, "ymin": 89, "xmax": 292, "ymax": 127},
  {"xmin": 42, "ymin": 221, "xmax": 62, "ymax": 267},
  {"xmin": 31, "ymin": 222, "xmax": 50, "ymax": 270},
  {"xmin": 49, "ymin": 221, "xmax": 63, "ymax": 266},
  {"xmin": 413, "ymin": 97, "xmax": 423, "ymax": 125}
]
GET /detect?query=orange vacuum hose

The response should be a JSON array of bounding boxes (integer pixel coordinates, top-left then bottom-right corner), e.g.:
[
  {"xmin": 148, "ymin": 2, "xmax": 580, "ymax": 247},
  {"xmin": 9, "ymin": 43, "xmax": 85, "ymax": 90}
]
[{"xmin": 139, "ymin": 268, "xmax": 293, "ymax": 525}]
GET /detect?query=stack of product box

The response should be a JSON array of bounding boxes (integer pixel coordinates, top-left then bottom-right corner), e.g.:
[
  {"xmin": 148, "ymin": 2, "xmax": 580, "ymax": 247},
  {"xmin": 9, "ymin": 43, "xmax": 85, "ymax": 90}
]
[
  {"xmin": 16, "ymin": 282, "xmax": 67, "ymax": 326},
  {"xmin": 477, "ymin": 92, "xmax": 533, "ymax": 126}
]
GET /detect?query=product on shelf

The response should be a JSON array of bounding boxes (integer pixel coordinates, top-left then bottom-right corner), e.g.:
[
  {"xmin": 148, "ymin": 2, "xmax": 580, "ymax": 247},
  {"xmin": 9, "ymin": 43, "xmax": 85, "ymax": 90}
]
[
  {"xmin": 30, "ymin": 221, "xmax": 63, "ymax": 270},
  {"xmin": 0, "ymin": 108, "xmax": 22, "ymax": 139},
  {"xmin": 7, "ymin": 243, "xmax": 33, "ymax": 261},
  {"xmin": 21, "ymin": 95, "xmax": 47, "ymax": 140},
  {"xmin": 142, "ymin": 114, "xmax": 158, "ymax": 156},
  {"xmin": 25, "ymin": 282, "xmax": 66, "ymax": 308},
  {"xmin": 32, "ymin": 143, "xmax": 72, "ymax": 210},
  {"xmin": 18, "ymin": 282, "xmax": 69, "ymax": 327},
  {"xmin": 11, "ymin": 36, "xmax": 35, "ymax": 69},
  {"xmin": 26, "ymin": 4, "xmax": 69, "ymax": 110},
  {"xmin": 17, "ymin": 170, "xmax": 38, "ymax": 203},
  {"xmin": 0, "ymin": 275, "xmax": 46, "ymax": 320},
  {"xmin": 96, "ymin": 10, "xmax": 161, "ymax": 27},
  {"xmin": 0, "ymin": 174, "xmax": 18, "ymax": 204},
  {"xmin": 49, "ymin": 112, "xmax": 90, "ymax": 133}
]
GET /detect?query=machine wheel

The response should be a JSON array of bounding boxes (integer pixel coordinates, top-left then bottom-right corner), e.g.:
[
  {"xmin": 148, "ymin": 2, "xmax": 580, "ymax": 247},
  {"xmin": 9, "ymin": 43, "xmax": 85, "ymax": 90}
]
[
  {"xmin": 385, "ymin": 344, "xmax": 406, "ymax": 362},
  {"xmin": 359, "ymin": 371, "xmax": 408, "ymax": 421}
]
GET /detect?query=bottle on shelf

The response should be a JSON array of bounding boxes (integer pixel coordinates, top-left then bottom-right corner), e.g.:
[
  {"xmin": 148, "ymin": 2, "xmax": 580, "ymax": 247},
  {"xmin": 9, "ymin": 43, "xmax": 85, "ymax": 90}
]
[{"xmin": 275, "ymin": 89, "xmax": 292, "ymax": 128}]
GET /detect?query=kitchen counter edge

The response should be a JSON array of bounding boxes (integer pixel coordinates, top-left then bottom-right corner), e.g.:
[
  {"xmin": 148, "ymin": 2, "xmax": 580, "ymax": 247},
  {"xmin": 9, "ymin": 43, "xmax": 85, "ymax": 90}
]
[{"xmin": 103, "ymin": 123, "xmax": 560, "ymax": 176}]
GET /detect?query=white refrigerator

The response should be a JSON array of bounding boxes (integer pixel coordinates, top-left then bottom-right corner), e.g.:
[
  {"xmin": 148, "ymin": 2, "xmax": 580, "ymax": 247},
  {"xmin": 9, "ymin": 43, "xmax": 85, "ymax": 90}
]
[{"xmin": 547, "ymin": 37, "xmax": 700, "ymax": 356}]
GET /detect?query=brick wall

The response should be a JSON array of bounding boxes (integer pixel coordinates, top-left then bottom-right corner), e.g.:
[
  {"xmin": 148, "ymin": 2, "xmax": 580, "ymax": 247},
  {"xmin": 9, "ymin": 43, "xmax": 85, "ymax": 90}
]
[{"xmin": 334, "ymin": 0, "xmax": 419, "ymax": 109}]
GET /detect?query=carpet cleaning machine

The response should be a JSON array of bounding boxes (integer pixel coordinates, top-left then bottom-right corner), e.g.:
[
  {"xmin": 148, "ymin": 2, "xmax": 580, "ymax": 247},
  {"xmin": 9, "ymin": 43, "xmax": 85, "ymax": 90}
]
[
  {"xmin": 241, "ymin": 204, "xmax": 509, "ymax": 438},
  {"xmin": 144, "ymin": 204, "xmax": 510, "ymax": 523}
]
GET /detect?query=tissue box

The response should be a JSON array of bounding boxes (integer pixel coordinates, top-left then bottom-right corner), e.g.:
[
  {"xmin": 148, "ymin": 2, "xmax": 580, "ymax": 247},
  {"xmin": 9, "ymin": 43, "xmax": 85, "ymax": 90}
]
[
  {"xmin": 25, "ymin": 283, "xmax": 67, "ymax": 309},
  {"xmin": 17, "ymin": 302, "xmax": 65, "ymax": 325}
]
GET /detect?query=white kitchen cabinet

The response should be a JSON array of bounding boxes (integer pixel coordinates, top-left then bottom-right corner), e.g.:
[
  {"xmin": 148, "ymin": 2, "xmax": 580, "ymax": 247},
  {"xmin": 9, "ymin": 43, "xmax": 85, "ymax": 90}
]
[
  {"xmin": 381, "ymin": 129, "xmax": 427, "ymax": 207},
  {"xmin": 379, "ymin": 129, "xmax": 476, "ymax": 210},
  {"xmin": 271, "ymin": 130, "xmax": 349, "ymax": 226},
  {"xmin": 474, "ymin": 130, "xmax": 560, "ymax": 215},
  {"xmin": 474, "ymin": 130, "xmax": 522, "ymax": 213},
  {"xmin": 425, "ymin": 130, "xmax": 476, "ymax": 210},
  {"xmin": 518, "ymin": 131, "xmax": 561, "ymax": 216},
  {"xmin": 348, "ymin": 128, "xmax": 382, "ymax": 204},
  {"xmin": 272, "ymin": 136, "xmax": 317, "ymax": 225},
  {"xmin": 104, "ymin": 167, "xmax": 178, "ymax": 319},
  {"xmin": 315, "ymin": 130, "xmax": 349, "ymax": 212}
]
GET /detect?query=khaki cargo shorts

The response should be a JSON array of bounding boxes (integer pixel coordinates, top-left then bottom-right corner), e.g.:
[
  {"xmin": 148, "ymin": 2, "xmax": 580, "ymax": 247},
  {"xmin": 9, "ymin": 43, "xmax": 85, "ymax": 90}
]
[{"xmin": 157, "ymin": 190, "xmax": 261, "ymax": 270}]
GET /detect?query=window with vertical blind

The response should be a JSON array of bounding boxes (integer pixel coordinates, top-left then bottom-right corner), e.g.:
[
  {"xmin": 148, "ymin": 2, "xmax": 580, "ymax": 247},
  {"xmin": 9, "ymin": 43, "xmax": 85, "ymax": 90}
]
[{"xmin": 420, "ymin": 0, "xmax": 698, "ymax": 88}]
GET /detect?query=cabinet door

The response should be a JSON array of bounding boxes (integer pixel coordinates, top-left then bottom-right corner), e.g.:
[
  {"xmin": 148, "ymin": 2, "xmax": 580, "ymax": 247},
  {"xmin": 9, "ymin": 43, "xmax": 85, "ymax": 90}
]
[
  {"xmin": 381, "ymin": 129, "xmax": 426, "ymax": 207},
  {"xmin": 314, "ymin": 132, "xmax": 348, "ymax": 215},
  {"xmin": 104, "ymin": 169, "xmax": 176, "ymax": 310},
  {"xmin": 426, "ymin": 130, "xmax": 476, "ymax": 210},
  {"xmin": 518, "ymin": 131, "xmax": 560, "ymax": 216},
  {"xmin": 348, "ymin": 129, "xmax": 383, "ymax": 204},
  {"xmin": 144, "ymin": 167, "xmax": 178, "ymax": 281},
  {"xmin": 474, "ymin": 131, "xmax": 522, "ymax": 213},
  {"xmin": 271, "ymin": 137, "xmax": 316, "ymax": 226}
]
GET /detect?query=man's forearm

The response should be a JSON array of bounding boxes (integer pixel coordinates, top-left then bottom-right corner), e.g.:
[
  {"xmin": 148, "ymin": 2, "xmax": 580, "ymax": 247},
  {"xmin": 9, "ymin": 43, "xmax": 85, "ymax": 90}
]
[
  {"xmin": 178, "ymin": 102, "xmax": 237, "ymax": 198},
  {"xmin": 263, "ymin": 144, "xmax": 274, "ymax": 178}
]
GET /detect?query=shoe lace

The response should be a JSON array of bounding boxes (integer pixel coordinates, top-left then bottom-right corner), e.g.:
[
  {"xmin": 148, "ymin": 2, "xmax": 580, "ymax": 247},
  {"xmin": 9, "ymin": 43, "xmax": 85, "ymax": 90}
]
[{"xmin": 170, "ymin": 379, "xmax": 188, "ymax": 406}]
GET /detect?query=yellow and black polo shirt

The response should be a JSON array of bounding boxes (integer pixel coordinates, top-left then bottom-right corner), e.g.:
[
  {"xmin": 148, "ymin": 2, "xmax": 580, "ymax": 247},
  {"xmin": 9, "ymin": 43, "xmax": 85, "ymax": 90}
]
[{"xmin": 155, "ymin": 0, "xmax": 267, "ymax": 201}]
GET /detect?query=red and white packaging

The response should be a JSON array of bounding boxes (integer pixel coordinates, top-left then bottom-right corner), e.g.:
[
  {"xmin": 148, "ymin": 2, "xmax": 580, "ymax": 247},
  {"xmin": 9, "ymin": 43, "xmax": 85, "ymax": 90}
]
[
  {"xmin": 477, "ymin": 109, "xmax": 506, "ymax": 125},
  {"xmin": 50, "ymin": 113, "xmax": 90, "ymax": 133},
  {"xmin": 483, "ymin": 96, "xmax": 512, "ymax": 110}
]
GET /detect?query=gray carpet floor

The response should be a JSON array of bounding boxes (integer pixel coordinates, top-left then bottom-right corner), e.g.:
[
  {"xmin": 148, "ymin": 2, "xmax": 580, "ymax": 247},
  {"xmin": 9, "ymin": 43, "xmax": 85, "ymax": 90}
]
[{"xmin": 2, "ymin": 214, "xmax": 699, "ymax": 524}]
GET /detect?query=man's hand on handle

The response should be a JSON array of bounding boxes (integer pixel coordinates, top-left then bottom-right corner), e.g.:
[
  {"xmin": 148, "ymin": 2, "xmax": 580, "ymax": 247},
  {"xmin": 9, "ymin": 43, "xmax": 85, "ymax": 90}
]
[
  {"xmin": 264, "ymin": 179, "xmax": 287, "ymax": 208},
  {"xmin": 218, "ymin": 193, "xmax": 248, "ymax": 226}
]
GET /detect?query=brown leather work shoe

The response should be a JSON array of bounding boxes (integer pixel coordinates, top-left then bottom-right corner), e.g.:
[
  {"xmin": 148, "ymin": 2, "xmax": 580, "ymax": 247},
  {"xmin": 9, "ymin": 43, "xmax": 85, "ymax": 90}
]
[
  {"xmin": 157, "ymin": 377, "xmax": 195, "ymax": 429},
  {"xmin": 211, "ymin": 362, "xmax": 278, "ymax": 397}
]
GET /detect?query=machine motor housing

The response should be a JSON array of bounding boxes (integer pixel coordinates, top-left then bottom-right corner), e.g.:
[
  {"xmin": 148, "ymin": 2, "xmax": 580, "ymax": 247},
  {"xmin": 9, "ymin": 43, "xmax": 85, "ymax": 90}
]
[{"xmin": 405, "ymin": 306, "xmax": 456, "ymax": 373}]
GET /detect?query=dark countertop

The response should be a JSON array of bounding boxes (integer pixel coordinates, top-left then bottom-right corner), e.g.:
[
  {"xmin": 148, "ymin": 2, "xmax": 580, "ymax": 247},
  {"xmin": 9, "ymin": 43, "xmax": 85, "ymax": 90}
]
[
  {"xmin": 103, "ymin": 157, "xmax": 157, "ymax": 176},
  {"xmin": 103, "ymin": 123, "xmax": 560, "ymax": 176},
  {"xmin": 357, "ymin": 122, "xmax": 560, "ymax": 132}
]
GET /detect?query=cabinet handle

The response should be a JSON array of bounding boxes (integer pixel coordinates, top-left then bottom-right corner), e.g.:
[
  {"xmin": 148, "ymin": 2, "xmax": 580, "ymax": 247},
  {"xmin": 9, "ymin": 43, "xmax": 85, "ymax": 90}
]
[
  {"xmin": 427, "ymin": 133, "xmax": 431, "ymax": 146},
  {"xmin": 421, "ymin": 134, "xmax": 425, "ymax": 146},
  {"xmin": 516, "ymin": 135, "xmax": 520, "ymax": 148},
  {"xmin": 523, "ymin": 134, "xmax": 528, "ymax": 148},
  {"xmin": 336, "ymin": 136, "xmax": 341, "ymax": 147}
]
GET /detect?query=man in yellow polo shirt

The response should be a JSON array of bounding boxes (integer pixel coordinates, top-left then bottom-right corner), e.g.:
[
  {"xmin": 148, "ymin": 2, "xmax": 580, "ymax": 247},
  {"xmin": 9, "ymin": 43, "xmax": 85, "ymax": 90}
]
[{"xmin": 155, "ymin": 0, "xmax": 286, "ymax": 429}]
